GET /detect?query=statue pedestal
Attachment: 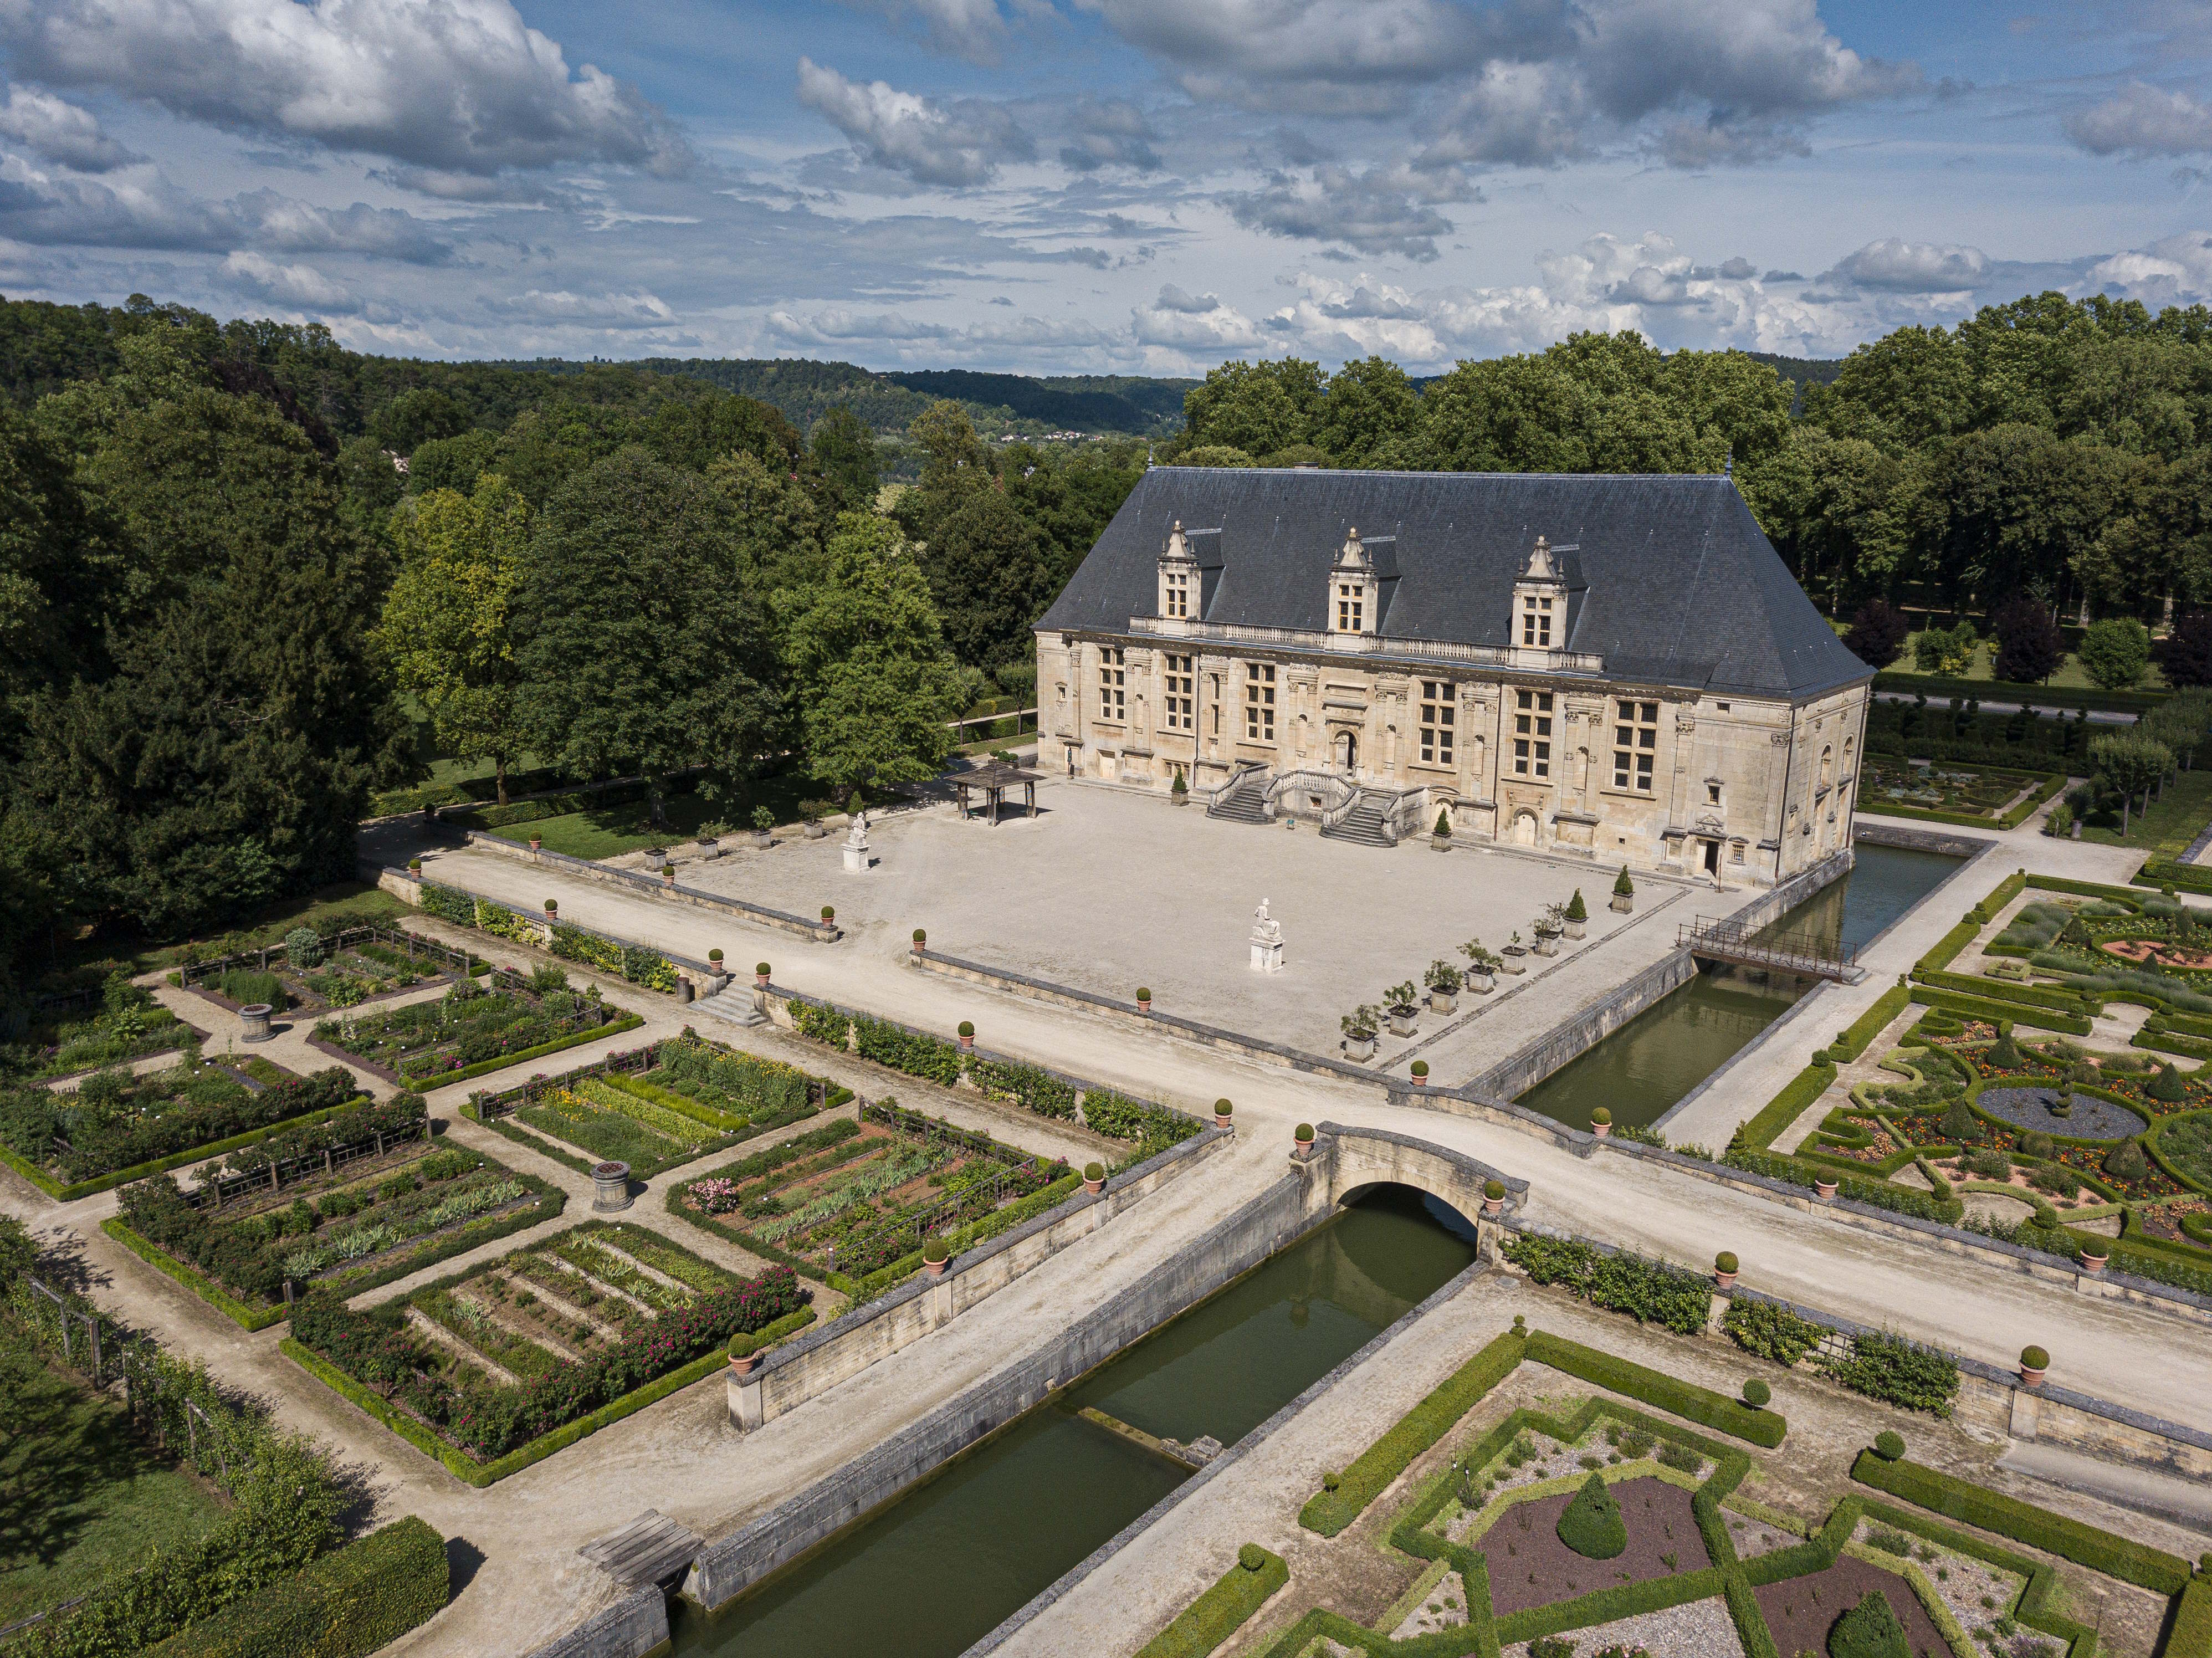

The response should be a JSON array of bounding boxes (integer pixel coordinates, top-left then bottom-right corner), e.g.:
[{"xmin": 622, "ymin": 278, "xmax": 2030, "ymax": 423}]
[
  {"xmin": 843, "ymin": 841, "xmax": 871, "ymax": 873},
  {"xmin": 1249, "ymin": 934, "xmax": 1283, "ymax": 973}
]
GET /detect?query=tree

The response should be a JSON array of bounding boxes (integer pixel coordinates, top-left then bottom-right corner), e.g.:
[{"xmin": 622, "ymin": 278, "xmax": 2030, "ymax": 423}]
[
  {"xmin": 378, "ymin": 477, "xmax": 530, "ymax": 804},
  {"xmin": 2078, "ymin": 616, "xmax": 2152, "ymax": 690},
  {"xmin": 2090, "ymin": 733, "xmax": 2171, "ymax": 835},
  {"xmin": 1842, "ymin": 599, "xmax": 1910, "ymax": 668},
  {"xmin": 1177, "ymin": 359, "xmax": 1324, "ymax": 458},
  {"xmin": 810, "ymin": 406, "xmax": 880, "ymax": 515},
  {"xmin": 1555, "ymin": 1473, "xmax": 1626, "ymax": 1559},
  {"xmin": 921, "ymin": 486, "xmax": 1051, "ymax": 668},
  {"xmin": 1827, "ymin": 1589, "xmax": 1909, "ymax": 1658},
  {"xmin": 1990, "ymin": 597, "xmax": 2065, "ymax": 683},
  {"xmin": 2159, "ymin": 610, "xmax": 2212, "ymax": 688},
  {"xmin": 780, "ymin": 513, "xmax": 963, "ymax": 807},
  {"xmin": 1313, "ymin": 357, "xmax": 1421, "ymax": 465},
  {"xmin": 368, "ymin": 386, "xmax": 470, "ymax": 455},
  {"xmin": 511, "ymin": 448, "xmax": 779, "ymax": 825},
  {"xmin": 2146, "ymin": 688, "xmax": 2212, "ymax": 771}
]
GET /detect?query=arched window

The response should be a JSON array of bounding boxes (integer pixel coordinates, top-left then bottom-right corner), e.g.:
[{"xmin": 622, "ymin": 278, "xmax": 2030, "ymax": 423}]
[{"xmin": 1819, "ymin": 744, "xmax": 1834, "ymax": 787}]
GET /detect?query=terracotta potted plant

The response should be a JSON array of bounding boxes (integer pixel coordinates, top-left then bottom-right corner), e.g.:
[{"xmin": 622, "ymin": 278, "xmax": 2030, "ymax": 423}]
[
  {"xmin": 1341, "ymin": 1005, "xmax": 1380, "ymax": 1061},
  {"xmin": 1425, "ymin": 959, "xmax": 1461, "ymax": 1014},
  {"xmin": 529, "ymin": 834, "xmax": 543, "ymax": 852},
  {"xmin": 1590, "ymin": 1106, "xmax": 1612, "ymax": 1139},
  {"xmin": 2078, "ymin": 1241, "xmax": 2109, "ymax": 1275},
  {"xmin": 957, "ymin": 1020, "xmax": 975, "ymax": 1053},
  {"xmin": 1293, "ymin": 1123, "xmax": 1315, "ymax": 1160},
  {"xmin": 661, "ymin": 862, "xmax": 676, "ymax": 888},
  {"xmin": 1713, "ymin": 1251, "xmax": 1738, "ymax": 1291},
  {"xmin": 544, "ymin": 898, "xmax": 557, "ymax": 920},
  {"xmin": 1135, "ymin": 987, "xmax": 1153, "ymax": 1016},
  {"xmin": 408, "ymin": 857, "xmax": 423, "ymax": 876},
  {"xmin": 1610, "ymin": 865, "xmax": 1635, "ymax": 914},
  {"xmin": 1815, "ymin": 1175, "xmax": 1839, "ymax": 1200},
  {"xmin": 1563, "ymin": 889, "xmax": 1588, "ymax": 939},
  {"xmin": 708, "ymin": 948, "xmax": 724, "ymax": 978},
  {"xmin": 1214, "ymin": 1099, "xmax": 1233, "ymax": 1130},
  {"xmin": 1083, "ymin": 1160, "xmax": 1105, "ymax": 1195},
  {"xmin": 923, "ymin": 1237, "xmax": 950, "ymax": 1279},
  {"xmin": 1410, "ymin": 1060, "xmax": 1430, "ymax": 1089},
  {"xmin": 1384, "ymin": 981, "xmax": 1420, "ymax": 1037},
  {"xmin": 912, "ymin": 928, "xmax": 926, "ymax": 955},
  {"xmin": 820, "ymin": 905, "xmax": 836, "ymax": 932},
  {"xmin": 2019, "ymin": 1344, "xmax": 2049, "ymax": 1388},
  {"xmin": 755, "ymin": 961, "xmax": 772, "ymax": 989},
  {"xmin": 1482, "ymin": 1178, "xmax": 1505, "ymax": 1217}
]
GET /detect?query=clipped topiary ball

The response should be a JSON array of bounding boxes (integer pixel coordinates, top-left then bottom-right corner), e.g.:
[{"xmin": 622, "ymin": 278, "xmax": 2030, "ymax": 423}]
[
  {"xmin": 1827, "ymin": 1588, "xmax": 1908, "ymax": 1658},
  {"xmin": 957, "ymin": 1021, "xmax": 975, "ymax": 1038},
  {"xmin": 755, "ymin": 962, "xmax": 771, "ymax": 978},
  {"xmin": 1238, "ymin": 1543, "xmax": 1267, "ymax": 1572},
  {"xmin": 1556, "ymin": 1472, "xmax": 1626, "ymax": 1559},
  {"xmin": 1083, "ymin": 1161, "xmax": 1105, "ymax": 1182},
  {"xmin": 1321, "ymin": 1470, "xmax": 1341, "ymax": 1492},
  {"xmin": 1216, "ymin": 1098, "xmax": 1233, "ymax": 1115},
  {"xmin": 1484, "ymin": 1178, "xmax": 1506, "ymax": 1200},
  {"xmin": 1715, "ymin": 1251, "xmax": 1738, "ymax": 1275},
  {"xmin": 1295, "ymin": 1122, "xmax": 1315, "ymax": 1142},
  {"xmin": 1742, "ymin": 1379, "xmax": 1771, "ymax": 1409},
  {"xmin": 1872, "ymin": 1430, "xmax": 1906, "ymax": 1462},
  {"xmin": 2021, "ymin": 1344, "xmax": 2049, "ymax": 1371},
  {"xmin": 1590, "ymin": 1107, "xmax": 1612, "ymax": 1126}
]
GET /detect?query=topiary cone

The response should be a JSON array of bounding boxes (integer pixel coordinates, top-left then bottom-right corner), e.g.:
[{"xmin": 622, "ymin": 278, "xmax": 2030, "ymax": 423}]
[
  {"xmin": 1555, "ymin": 1472, "xmax": 1626, "ymax": 1559},
  {"xmin": 1827, "ymin": 1588, "xmax": 1908, "ymax": 1658}
]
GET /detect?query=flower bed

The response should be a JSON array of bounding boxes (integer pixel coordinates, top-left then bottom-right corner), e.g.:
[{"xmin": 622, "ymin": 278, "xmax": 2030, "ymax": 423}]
[
  {"xmin": 314, "ymin": 976, "xmax": 637, "ymax": 1085},
  {"xmin": 0, "ymin": 1062, "xmax": 361, "ymax": 1196},
  {"xmin": 289, "ymin": 1225, "xmax": 806, "ymax": 1471},
  {"xmin": 667, "ymin": 1102, "xmax": 1062, "ymax": 1283},
  {"xmin": 111, "ymin": 1110, "xmax": 565, "ymax": 1322},
  {"xmin": 22, "ymin": 978, "xmax": 196, "ymax": 1079}
]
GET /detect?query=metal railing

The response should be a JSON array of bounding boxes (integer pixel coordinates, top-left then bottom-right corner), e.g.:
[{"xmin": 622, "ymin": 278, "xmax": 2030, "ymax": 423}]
[
  {"xmin": 186, "ymin": 1112, "xmax": 432, "ymax": 1210},
  {"xmin": 1125, "ymin": 616, "xmax": 1606, "ymax": 675},
  {"xmin": 1677, "ymin": 915, "xmax": 1860, "ymax": 979}
]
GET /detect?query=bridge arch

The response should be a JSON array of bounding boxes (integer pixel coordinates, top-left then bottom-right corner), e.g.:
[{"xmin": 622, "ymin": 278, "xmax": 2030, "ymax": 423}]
[{"xmin": 1304, "ymin": 1123, "xmax": 1526, "ymax": 1245}]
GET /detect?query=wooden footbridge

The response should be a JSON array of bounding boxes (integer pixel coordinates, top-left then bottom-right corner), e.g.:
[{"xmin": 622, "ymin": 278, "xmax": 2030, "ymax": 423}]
[{"xmin": 1677, "ymin": 916, "xmax": 1865, "ymax": 984}]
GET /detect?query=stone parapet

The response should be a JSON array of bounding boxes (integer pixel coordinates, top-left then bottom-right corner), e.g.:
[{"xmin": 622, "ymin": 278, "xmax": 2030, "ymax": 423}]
[
  {"xmin": 458, "ymin": 831, "xmax": 840, "ymax": 943},
  {"xmin": 518, "ymin": 1587, "xmax": 668, "ymax": 1658}
]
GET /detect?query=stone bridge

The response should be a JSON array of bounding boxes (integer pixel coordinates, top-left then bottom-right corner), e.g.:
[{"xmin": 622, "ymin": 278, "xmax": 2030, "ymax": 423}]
[{"xmin": 1300, "ymin": 1122, "xmax": 1528, "ymax": 1253}]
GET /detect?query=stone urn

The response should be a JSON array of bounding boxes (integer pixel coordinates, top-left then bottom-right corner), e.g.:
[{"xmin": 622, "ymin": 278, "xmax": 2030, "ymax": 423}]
[
  {"xmin": 1387, "ymin": 1004, "xmax": 1418, "ymax": 1038},
  {"xmin": 240, "ymin": 1003, "xmax": 275, "ymax": 1042},
  {"xmin": 592, "ymin": 1160, "xmax": 632, "ymax": 1212},
  {"xmin": 1610, "ymin": 892, "xmax": 1634, "ymax": 915},
  {"xmin": 1345, "ymin": 1032, "xmax": 1377, "ymax": 1062},
  {"xmin": 1499, "ymin": 946, "xmax": 1529, "ymax": 975},
  {"xmin": 1429, "ymin": 988, "xmax": 1457, "ymax": 1015}
]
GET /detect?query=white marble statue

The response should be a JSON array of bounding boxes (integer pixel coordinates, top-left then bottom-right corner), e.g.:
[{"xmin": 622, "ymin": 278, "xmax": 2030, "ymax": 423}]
[{"xmin": 1249, "ymin": 895, "xmax": 1284, "ymax": 971}]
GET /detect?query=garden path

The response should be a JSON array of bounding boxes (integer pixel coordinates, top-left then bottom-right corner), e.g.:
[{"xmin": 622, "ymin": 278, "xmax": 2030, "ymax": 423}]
[{"xmin": 40, "ymin": 1046, "xmax": 190, "ymax": 1091}]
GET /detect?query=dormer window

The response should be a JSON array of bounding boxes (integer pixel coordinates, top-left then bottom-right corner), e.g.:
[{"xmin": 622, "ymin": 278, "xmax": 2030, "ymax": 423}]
[
  {"xmin": 1157, "ymin": 518, "xmax": 1200, "ymax": 623},
  {"xmin": 1521, "ymin": 596, "xmax": 1552, "ymax": 648},
  {"xmin": 1329, "ymin": 526, "xmax": 1378, "ymax": 636},
  {"xmin": 1165, "ymin": 570, "xmax": 1190, "ymax": 618},
  {"xmin": 1338, "ymin": 582, "xmax": 1363, "ymax": 632},
  {"xmin": 1512, "ymin": 533, "xmax": 1573, "ymax": 655}
]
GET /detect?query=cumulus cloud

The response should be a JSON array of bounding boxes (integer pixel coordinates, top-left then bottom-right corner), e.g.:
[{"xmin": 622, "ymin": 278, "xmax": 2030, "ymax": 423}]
[
  {"xmin": 2066, "ymin": 83, "xmax": 2212, "ymax": 157},
  {"xmin": 834, "ymin": 0, "xmax": 1016, "ymax": 63},
  {"xmin": 0, "ymin": 0, "xmax": 689, "ymax": 175},
  {"xmin": 796, "ymin": 58, "xmax": 1032, "ymax": 186},
  {"xmin": 2088, "ymin": 229, "xmax": 2212, "ymax": 308},
  {"xmin": 0, "ymin": 158, "xmax": 453, "ymax": 260},
  {"xmin": 1225, "ymin": 164, "xmax": 1458, "ymax": 259},
  {"xmin": 1131, "ymin": 283, "xmax": 1264, "ymax": 348},
  {"xmin": 1826, "ymin": 236, "xmax": 1990, "ymax": 291},
  {"xmin": 1057, "ymin": 96, "xmax": 1160, "ymax": 171},
  {"xmin": 0, "ymin": 85, "xmax": 140, "ymax": 171},
  {"xmin": 221, "ymin": 249, "xmax": 357, "ymax": 310}
]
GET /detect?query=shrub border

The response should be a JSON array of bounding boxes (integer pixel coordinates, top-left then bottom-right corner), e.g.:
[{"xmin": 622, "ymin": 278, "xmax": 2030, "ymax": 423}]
[
  {"xmin": 6, "ymin": 1089, "xmax": 369, "ymax": 1201},
  {"xmin": 1134, "ymin": 1546, "xmax": 1288, "ymax": 1658}
]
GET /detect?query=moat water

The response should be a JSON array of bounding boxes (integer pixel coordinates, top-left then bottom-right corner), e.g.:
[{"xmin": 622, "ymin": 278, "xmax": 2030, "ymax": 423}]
[
  {"xmin": 1515, "ymin": 843, "xmax": 1962, "ymax": 1134},
  {"xmin": 668, "ymin": 1186, "xmax": 1478, "ymax": 1658}
]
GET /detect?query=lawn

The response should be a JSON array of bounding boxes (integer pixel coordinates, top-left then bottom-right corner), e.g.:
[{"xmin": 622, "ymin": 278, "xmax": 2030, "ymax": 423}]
[
  {"xmin": 0, "ymin": 1347, "xmax": 226, "ymax": 1626},
  {"xmin": 505, "ymin": 1043, "xmax": 820, "ymax": 1178},
  {"xmin": 1883, "ymin": 637, "xmax": 2171, "ymax": 692},
  {"xmin": 2077, "ymin": 769, "xmax": 2212, "ymax": 856},
  {"xmin": 48, "ymin": 881, "xmax": 416, "ymax": 988}
]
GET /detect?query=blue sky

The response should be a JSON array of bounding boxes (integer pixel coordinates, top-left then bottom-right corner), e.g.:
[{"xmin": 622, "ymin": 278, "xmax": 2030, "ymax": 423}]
[{"xmin": 1, "ymin": 0, "xmax": 2209, "ymax": 373}]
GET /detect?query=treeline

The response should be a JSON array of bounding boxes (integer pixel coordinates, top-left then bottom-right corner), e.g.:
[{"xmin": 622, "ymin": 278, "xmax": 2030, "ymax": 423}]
[
  {"xmin": 1164, "ymin": 293, "xmax": 2212, "ymax": 654},
  {"xmin": 0, "ymin": 294, "xmax": 1140, "ymax": 1017}
]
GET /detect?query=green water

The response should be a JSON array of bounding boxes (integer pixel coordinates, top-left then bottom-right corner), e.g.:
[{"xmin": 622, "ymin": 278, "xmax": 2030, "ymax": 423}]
[
  {"xmin": 669, "ymin": 1187, "xmax": 1478, "ymax": 1658},
  {"xmin": 1516, "ymin": 844, "xmax": 1960, "ymax": 1133}
]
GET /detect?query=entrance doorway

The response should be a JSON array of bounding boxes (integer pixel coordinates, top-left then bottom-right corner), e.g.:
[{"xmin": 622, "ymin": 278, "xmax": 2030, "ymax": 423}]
[
  {"xmin": 1701, "ymin": 839, "xmax": 1720, "ymax": 877},
  {"xmin": 1337, "ymin": 731, "xmax": 1358, "ymax": 770},
  {"xmin": 1512, "ymin": 810, "xmax": 1538, "ymax": 846}
]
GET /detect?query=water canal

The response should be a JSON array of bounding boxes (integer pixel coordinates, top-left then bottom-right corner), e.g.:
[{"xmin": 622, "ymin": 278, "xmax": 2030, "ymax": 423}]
[
  {"xmin": 1515, "ymin": 843, "xmax": 1963, "ymax": 1133},
  {"xmin": 669, "ymin": 1186, "xmax": 1479, "ymax": 1658}
]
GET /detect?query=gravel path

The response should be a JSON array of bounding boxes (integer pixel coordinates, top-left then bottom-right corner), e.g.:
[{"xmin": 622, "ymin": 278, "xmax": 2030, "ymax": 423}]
[{"xmin": 1502, "ymin": 1592, "xmax": 1744, "ymax": 1658}]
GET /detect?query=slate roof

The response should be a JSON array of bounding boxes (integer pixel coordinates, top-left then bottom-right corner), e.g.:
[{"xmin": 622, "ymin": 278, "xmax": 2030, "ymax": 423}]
[{"xmin": 1036, "ymin": 467, "xmax": 1872, "ymax": 702}]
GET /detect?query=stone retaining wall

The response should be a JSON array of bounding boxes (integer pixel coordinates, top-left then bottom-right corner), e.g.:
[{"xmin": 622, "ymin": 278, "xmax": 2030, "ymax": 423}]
[
  {"xmin": 727, "ymin": 1120, "xmax": 1229, "ymax": 1430},
  {"xmin": 520, "ymin": 1587, "xmax": 668, "ymax": 1658},
  {"xmin": 685, "ymin": 1167, "xmax": 1322, "ymax": 1613},
  {"xmin": 459, "ymin": 832, "xmax": 839, "ymax": 943}
]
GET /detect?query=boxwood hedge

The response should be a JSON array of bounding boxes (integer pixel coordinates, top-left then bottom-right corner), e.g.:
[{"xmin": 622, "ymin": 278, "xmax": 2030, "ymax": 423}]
[{"xmin": 139, "ymin": 1516, "xmax": 448, "ymax": 1658}]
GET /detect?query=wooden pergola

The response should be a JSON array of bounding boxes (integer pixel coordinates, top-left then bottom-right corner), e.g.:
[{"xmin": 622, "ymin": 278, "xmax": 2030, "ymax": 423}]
[{"xmin": 954, "ymin": 762, "xmax": 1041, "ymax": 825}]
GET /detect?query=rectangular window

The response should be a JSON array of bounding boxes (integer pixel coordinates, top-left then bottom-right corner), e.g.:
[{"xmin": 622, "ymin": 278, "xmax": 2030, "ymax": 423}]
[
  {"xmin": 1419, "ymin": 679, "xmax": 1455, "ymax": 765},
  {"xmin": 1164, "ymin": 571, "xmax": 1189, "ymax": 618},
  {"xmin": 1244, "ymin": 661, "xmax": 1276, "ymax": 741},
  {"xmin": 1511, "ymin": 688, "xmax": 1552, "ymax": 777},
  {"xmin": 1337, "ymin": 582, "xmax": 1363, "ymax": 632},
  {"xmin": 1612, "ymin": 697, "xmax": 1660, "ymax": 791},
  {"xmin": 1164, "ymin": 654, "xmax": 1194, "ymax": 731},
  {"xmin": 1521, "ymin": 596, "xmax": 1553, "ymax": 648},
  {"xmin": 1099, "ymin": 647, "xmax": 1125, "ymax": 723}
]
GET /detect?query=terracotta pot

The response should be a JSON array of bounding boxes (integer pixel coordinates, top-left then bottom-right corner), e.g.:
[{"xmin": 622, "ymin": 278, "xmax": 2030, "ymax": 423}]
[
  {"xmin": 924, "ymin": 1256, "xmax": 948, "ymax": 1279},
  {"xmin": 1714, "ymin": 1270, "xmax": 1738, "ymax": 1291},
  {"xmin": 957, "ymin": 1032, "xmax": 975, "ymax": 1052},
  {"xmin": 729, "ymin": 1352, "xmax": 759, "ymax": 1378},
  {"xmin": 1215, "ymin": 1111, "xmax": 1232, "ymax": 1130},
  {"xmin": 1815, "ymin": 1178, "xmax": 1839, "ymax": 1200},
  {"xmin": 1136, "ymin": 997, "xmax": 1152, "ymax": 1016},
  {"xmin": 2079, "ymin": 1249, "xmax": 2108, "ymax": 1275},
  {"xmin": 1590, "ymin": 1120, "xmax": 1611, "ymax": 1138},
  {"xmin": 1482, "ymin": 1195, "xmax": 1502, "ymax": 1217},
  {"xmin": 529, "ymin": 837, "xmax": 542, "ymax": 851},
  {"xmin": 2019, "ymin": 1363, "xmax": 2046, "ymax": 1388},
  {"xmin": 755, "ymin": 971, "xmax": 770, "ymax": 989},
  {"xmin": 1083, "ymin": 1174, "xmax": 1104, "ymax": 1194}
]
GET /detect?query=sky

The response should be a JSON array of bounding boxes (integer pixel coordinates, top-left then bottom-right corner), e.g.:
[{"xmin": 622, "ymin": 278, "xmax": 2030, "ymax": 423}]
[{"xmin": 3, "ymin": 0, "xmax": 2212, "ymax": 375}]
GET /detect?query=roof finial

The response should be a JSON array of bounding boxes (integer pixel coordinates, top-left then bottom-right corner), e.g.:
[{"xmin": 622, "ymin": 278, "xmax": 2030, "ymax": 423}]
[{"xmin": 1723, "ymin": 445, "xmax": 1733, "ymax": 480}]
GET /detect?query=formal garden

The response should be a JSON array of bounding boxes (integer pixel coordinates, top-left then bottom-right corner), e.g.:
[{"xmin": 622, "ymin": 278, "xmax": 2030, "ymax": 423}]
[
  {"xmin": 173, "ymin": 922, "xmax": 489, "ymax": 1015},
  {"xmin": 1, "ymin": 1219, "xmax": 449, "ymax": 1658},
  {"xmin": 463, "ymin": 1032, "xmax": 830, "ymax": 1178},
  {"xmin": 1712, "ymin": 868, "xmax": 2212, "ymax": 1299},
  {"xmin": 8, "ymin": 975, "xmax": 199, "ymax": 1083},
  {"xmin": 668, "ymin": 1097, "xmax": 1075, "ymax": 1296},
  {"xmin": 0, "ymin": 1051, "xmax": 365, "ymax": 1201},
  {"xmin": 285, "ymin": 1220, "xmax": 813, "ymax": 1483},
  {"xmin": 310, "ymin": 965, "xmax": 642, "ymax": 1087},
  {"xmin": 1138, "ymin": 1317, "xmax": 2212, "ymax": 1658},
  {"xmin": 104, "ymin": 1092, "xmax": 565, "ymax": 1329},
  {"xmin": 1856, "ymin": 755, "xmax": 2063, "ymax": 831}
]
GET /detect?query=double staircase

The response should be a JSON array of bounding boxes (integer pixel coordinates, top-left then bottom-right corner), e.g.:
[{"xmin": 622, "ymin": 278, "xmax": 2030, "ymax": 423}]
[
  {"xmin": 1320, "ymin": 792, "xmax": 1393, "ymax": 848},
  {"xmin": 1207, "ymin": 769, "xmax": 1270, "ymax": 824}
]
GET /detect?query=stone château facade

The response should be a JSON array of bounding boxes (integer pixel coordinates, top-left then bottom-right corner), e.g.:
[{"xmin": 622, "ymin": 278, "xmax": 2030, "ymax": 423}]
[{"xmin": 1033, "ymin": 467, "xmax": 1872, "ymax": 886}]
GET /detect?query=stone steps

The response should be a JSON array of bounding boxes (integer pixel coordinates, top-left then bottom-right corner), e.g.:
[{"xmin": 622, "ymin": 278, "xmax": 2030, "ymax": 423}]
[{"xmin": 1322, "ymin": 805, "xmax": 1392, "ymax": 847}]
